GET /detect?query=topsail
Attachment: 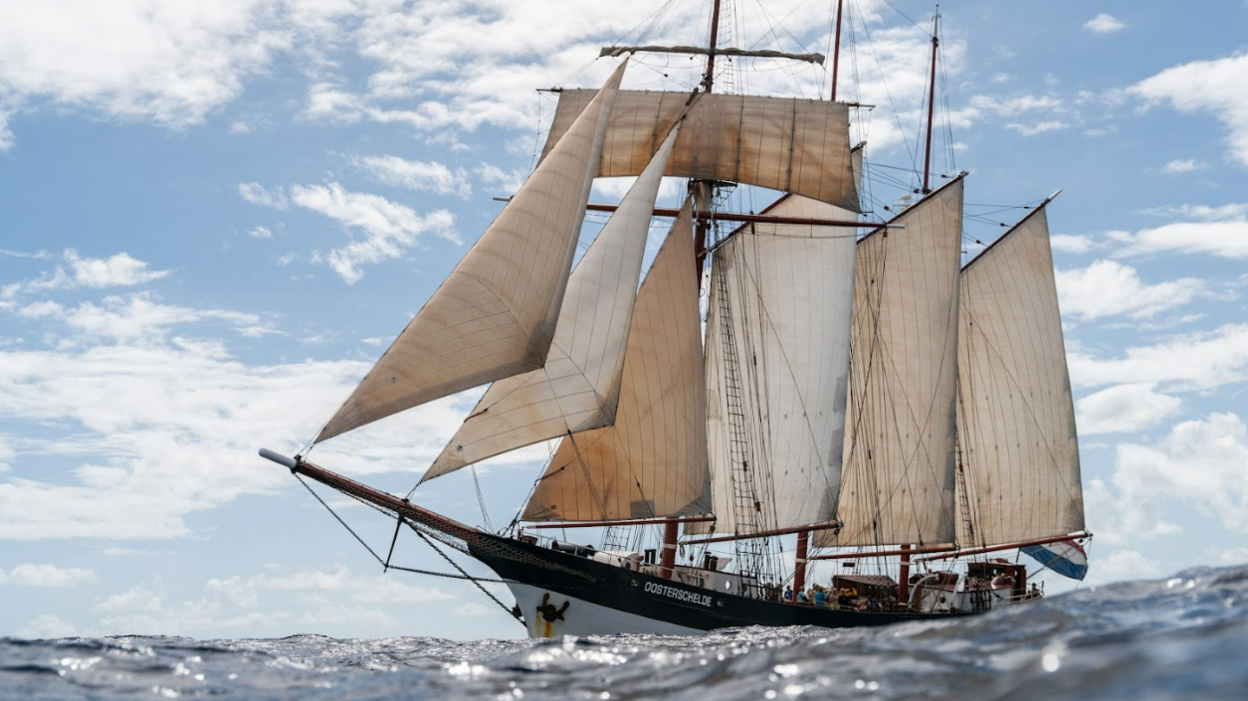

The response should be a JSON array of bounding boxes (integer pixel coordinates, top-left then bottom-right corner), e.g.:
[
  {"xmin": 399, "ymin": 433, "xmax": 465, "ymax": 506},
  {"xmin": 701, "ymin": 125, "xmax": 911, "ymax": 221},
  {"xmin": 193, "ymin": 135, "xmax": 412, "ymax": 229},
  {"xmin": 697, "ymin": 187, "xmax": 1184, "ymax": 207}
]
[
  {"xmin": 315, "ymin": 62, "xmax": 627, "ymax": 443},
  {"xmin": 544, "ymin": 91, "xmax": 859, "ymax": 211}
]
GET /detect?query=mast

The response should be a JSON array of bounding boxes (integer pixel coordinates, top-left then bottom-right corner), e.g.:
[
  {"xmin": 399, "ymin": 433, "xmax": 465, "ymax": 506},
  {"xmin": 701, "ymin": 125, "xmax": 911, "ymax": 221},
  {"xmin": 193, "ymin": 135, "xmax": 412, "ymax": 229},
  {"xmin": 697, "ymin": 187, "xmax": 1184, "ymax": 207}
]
[
  {"xmin": 922, "ymin": 7, "xmax": 939, "ymax": 193},
  {"xmin": 831, "ymin": 0, "xmax": 845, "ymax": 102},
  {"xmin": 667, "ymin": 0, "xmax": 725, "ymax": 580},
  {"xmin": 692, "ymin": 0, "xmax": 723, "ymax": 275}
]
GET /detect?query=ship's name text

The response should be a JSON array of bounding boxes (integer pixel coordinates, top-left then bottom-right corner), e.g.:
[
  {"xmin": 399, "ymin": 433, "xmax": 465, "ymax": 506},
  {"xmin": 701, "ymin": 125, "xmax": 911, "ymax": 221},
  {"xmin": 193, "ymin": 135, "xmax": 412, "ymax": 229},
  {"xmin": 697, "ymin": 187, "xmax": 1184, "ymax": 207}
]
[{"xmin": 644, "ymin": 581, "xmax": 712, "ymax": 607}]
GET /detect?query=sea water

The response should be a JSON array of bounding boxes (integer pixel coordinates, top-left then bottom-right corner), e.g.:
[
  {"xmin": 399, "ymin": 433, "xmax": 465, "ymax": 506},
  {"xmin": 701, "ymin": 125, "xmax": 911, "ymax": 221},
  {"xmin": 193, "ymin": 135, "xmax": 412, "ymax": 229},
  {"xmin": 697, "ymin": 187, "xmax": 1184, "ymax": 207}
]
[{"xmin": 3, "ymin": 564, "xmax": 1246, "ymax": 700}]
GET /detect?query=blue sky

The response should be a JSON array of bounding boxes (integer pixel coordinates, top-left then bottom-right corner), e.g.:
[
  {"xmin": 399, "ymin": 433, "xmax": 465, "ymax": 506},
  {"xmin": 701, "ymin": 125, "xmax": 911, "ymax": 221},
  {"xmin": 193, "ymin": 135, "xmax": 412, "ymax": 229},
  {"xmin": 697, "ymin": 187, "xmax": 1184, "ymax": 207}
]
[{"xmin": 2, "ymin": 0, "xmax": 1247, "ymax": 641}]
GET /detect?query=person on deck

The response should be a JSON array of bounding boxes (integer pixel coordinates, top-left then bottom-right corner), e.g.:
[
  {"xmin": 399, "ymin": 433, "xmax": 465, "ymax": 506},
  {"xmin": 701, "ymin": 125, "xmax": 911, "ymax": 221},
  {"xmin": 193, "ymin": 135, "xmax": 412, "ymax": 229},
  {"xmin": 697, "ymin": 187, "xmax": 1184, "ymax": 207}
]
[
  {"xmin": 814, "ymin": 586, "xmax": 827, "ymax": 608},
  {"xmin": 782, "ymin": 585, "xmax": 794, "ymax": 603}
]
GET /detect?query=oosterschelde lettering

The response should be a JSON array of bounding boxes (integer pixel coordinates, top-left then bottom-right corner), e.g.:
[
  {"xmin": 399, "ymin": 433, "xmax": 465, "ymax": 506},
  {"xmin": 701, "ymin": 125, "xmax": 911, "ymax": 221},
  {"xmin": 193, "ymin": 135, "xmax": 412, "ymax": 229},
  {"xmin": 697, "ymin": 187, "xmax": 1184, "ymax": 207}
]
[{"xmin": 644, "ymin": 580, "xmax": 712, "ymax": 607}]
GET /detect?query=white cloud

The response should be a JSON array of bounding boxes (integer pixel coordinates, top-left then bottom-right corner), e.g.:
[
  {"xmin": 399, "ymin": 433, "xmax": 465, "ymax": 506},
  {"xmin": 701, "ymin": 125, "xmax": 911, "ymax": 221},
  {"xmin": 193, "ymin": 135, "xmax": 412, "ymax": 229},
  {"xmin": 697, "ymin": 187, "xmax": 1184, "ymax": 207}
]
[
  {"xmin": 14, "ymin": 614, "xmax": 79, "ymax": 639},
  {"xmin": 1005, "ymin": 120, "xmax": 1069, "ymax": 137},
  {"xmin": 1050, "ymin": 234, "xmax": 1094, "ymax": 254},
  {"xmin": 238, "ymin": 182, "xmax": 288, "ymax": 210},
  {"xmin": 9, "ymin": 250, "xmax": 171, "ymax": 297},
  {"xmin": 1161, "ymin": 159, "xmax": 1205, "ymax": 175},
  {"xmin": 1082, "ymin": 125, "xmax": 1117, "ymax": 138},
  {"xmin": 1068, "ymin": 323, "xmax": 1248, "ymax": 391},
  {"xmin": 454, "ymin": 602, "xmax": 491, "ymax": 616},
  {"xmin": 1056, "ymin": 260, "xmax": 1206, "ymax": 320},
  {"xmin": 0, "ymin": 307, "xmax": 475, "ymax": 540},
  {"xmin": 256, "ymin": 564, "xmax": 453, "ymax": 604},
  {"xmin": 1087, "ymin": 550, "xmax": 1161, "ymax": 586},
  {"xmin": 0, "ymin": 563, "xmax": 95, "ymax": 586},
  {"xmin": 291, "ymin": 183, "xmax": 458, "ymax": 283},
  {"xmin": 1131, "ymin": 52, "xmax": 1248, "ymax": 166},
  {"xmin": 477, "ymin": 163, "xmax": 530, "ymax": 195},
  {"xmin": 1076, "ymin": 383, "xmax": 1182, "ymax": 435},
  {"xmin": 63, "ymin": 250, "xmax": 170, "ymax": 289},
  {"xmin": 92, "ymin": 578, "xmax": 281, "ymax": 633},
  {"xmin": 16, "ymin": 291, "xmax": 275, "ymax": 342},
  {"xmin": 248, "ymin": 225, "xmax": 274, "ymax": 239},
  {"xmin": 1083, "ymin": 14, "xmax": 1126, "ymax": 34},
  {"xmin": 1111, "ymin": 413, "xmax": 1248, "ymax": 537},
  {"xmin": 356, "ymin": 155, "xmax": 472, "ymax": 198},
  {"xmin": 1107, "ymin": 221, "xmax": 1248, "ymax": 260},
  {"xmin": 88, "ymin": 565, "xmax": 463, "ymax": 636},
  {"xmin": 968, "ymin": 94, "xmax": 1062, "ymax": 117},
  {"xmin": 1218, "ymin": 547, "xmax": 1248, "ymax": 566},
  {"xmin": 1138, "ymin": 203, "xmax": 1248, "ymax": 221},
  {"xmin": 0, "ymin": 435, "xmax": 12, "ymax": 472},
  {"xmin": 0, "ymin": 1, "xmax": 289, "ymax": 137}
]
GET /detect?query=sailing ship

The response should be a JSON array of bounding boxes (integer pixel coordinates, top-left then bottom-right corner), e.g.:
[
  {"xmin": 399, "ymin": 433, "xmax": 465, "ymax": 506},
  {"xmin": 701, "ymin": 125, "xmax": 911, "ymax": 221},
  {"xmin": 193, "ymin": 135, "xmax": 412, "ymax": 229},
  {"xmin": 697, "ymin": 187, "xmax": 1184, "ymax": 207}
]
[{"xmin": 261, "ymin": 1, "xmax": 1089, "ymax": 638}]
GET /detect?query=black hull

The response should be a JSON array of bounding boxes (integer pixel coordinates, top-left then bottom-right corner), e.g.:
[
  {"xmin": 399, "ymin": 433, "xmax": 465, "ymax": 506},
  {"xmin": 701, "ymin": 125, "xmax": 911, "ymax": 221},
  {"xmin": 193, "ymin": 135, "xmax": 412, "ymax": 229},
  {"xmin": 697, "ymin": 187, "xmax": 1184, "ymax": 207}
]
[{"xmin": 470, "ymin": 533, "xmax": 970, "ymax": 634}]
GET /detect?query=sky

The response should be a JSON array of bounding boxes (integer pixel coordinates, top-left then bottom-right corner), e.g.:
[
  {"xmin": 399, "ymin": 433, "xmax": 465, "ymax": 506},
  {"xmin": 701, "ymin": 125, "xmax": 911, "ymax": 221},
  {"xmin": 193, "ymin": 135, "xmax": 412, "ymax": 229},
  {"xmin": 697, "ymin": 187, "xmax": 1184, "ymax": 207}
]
[{"xmin": 1, "ymin": 0, "xmax": 1247, "ymax": 641}]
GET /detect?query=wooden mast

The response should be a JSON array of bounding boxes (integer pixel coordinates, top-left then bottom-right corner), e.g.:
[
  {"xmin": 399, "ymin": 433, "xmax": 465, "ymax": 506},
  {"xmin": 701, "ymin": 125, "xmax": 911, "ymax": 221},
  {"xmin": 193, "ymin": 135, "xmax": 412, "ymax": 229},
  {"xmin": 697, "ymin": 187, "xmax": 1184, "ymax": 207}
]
[
  {"xmin": 830, "ymin": 0, "xmax": 845, "ymax": 101},
  {"xmin": 663, "ymin": 0, "xmax": 724, "ymax": 581},
  {"xmin": 922, "ymin": 7, "xmax": 939, "ymax": 193}
]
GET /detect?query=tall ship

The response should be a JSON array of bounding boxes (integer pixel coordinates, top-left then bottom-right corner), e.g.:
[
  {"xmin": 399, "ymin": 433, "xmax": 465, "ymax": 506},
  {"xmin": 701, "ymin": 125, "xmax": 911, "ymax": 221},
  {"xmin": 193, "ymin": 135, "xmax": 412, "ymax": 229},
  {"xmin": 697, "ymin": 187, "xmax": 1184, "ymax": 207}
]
[{"xmin": 261, "ymin": 0, "xmax": 1090, "ymax": 638}]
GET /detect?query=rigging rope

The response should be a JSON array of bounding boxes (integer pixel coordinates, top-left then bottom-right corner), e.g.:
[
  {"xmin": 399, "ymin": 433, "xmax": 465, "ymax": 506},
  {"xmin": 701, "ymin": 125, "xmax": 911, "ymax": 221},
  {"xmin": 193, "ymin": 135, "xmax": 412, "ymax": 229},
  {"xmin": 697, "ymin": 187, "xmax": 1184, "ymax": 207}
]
[
  {"xmin": 409, "ymin": 525, "xmax": 522, "ymax": 620},
  {"xmin": 294, "ymin": 474, "xmax": 523, "ymax": 621}
]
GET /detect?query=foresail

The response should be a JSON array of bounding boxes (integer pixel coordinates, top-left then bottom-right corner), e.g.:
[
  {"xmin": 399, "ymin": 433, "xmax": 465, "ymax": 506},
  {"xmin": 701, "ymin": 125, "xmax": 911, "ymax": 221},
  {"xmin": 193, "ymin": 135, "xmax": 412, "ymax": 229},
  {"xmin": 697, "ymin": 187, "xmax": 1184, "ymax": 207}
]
[
  {"xmin": 523, "ymin": 203, "xmax": 710, "ymax": 521},
  {"xmin": 816, "ymin": 177, "xmax": 965, "ymax": 549},
  {"xmin": 543, "ymin": 90, "xmax": 859, "ymax": 212},
  {"xmin": 315, "ymin": 62, "xmax": 627, "ymax": 443},
  {"xmin": 693, "ymin": 194, "xmax": 858, "ymax": 536},
  {"xmin": 955, "ymin": 205, "xmax": 1084, "ymax": 547},
  {"xmin": 421, "ymin": 124, "xmax": 682, "ymax": 482}
]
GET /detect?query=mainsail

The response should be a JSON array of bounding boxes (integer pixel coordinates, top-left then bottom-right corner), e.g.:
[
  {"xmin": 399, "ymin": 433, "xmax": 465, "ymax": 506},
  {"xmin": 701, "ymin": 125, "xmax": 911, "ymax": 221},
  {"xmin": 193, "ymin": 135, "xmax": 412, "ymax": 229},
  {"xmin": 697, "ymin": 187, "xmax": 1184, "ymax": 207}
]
[
  {"xmin": 692, "ymin": 158, "xmax": 861, "ymax": 536},
  {"xmin": 955, "ymin": 204, "xmax": 1085, "ymax": 548},
  {"xmin": 422, "ymin": 124, "xmax": 682, "ymax": 482},
  {"xmin": 523, "ymin": 203, "xmax": 710, "ymax": 521},
  {"xmin": 315, "ymin": 62, "xmax": 628, "ymax": 443},
  {"xmin": 817, "ymin": 176, "xmax": 966, "ymax": 548},
  {"xmin": 543, "ymin": 91, "xmax": 859, "ymax": 212}
]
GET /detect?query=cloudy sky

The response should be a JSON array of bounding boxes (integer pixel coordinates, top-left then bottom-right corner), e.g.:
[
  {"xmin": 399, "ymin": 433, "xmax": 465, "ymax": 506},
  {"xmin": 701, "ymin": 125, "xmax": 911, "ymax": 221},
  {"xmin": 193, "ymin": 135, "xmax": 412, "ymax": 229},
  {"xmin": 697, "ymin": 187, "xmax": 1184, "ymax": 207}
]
[{"xmin": 2, "ymin": 0, "xmax": 1247, "ymax": 641}]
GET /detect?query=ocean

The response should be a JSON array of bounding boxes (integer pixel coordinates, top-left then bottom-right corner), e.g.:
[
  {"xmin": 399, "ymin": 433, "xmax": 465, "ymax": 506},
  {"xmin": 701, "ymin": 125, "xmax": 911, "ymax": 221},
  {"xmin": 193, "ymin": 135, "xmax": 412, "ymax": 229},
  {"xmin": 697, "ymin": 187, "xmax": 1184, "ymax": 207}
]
[{"xmin": 3, "ymin": 564, "xmax": 1246, "ymax": 700}]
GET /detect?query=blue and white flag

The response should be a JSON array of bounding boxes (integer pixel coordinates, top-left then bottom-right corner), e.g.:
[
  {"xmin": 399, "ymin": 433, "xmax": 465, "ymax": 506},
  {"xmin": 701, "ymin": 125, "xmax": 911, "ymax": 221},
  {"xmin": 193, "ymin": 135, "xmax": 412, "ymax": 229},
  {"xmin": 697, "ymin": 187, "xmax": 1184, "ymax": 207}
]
[{"xmin": 1022, "ymin": 539, "xmax": 1089, "ymax": 580}]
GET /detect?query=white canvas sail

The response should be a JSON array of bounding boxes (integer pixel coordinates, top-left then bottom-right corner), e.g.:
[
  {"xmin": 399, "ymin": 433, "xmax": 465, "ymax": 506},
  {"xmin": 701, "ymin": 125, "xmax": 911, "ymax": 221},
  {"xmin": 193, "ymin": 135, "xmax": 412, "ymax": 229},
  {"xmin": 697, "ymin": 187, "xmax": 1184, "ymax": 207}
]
[
  {"xmin": 817, "ymin": 177, "xmax": 965, "ymax": 549},
  {"xmin": 315, "ymin": 62, "xmax": 628, "ymax": 443},
  {"xmin": 523, "ymin": 203, "xmax": 710, "ymax": 521},
  {"xmin": 955, "ymin": 205, "xmax": 1085, "ymax": 547},
  {"xmin": 543, "ymin": 90, "xmax": 859, "ymax": 212},
  {"xmin": 421, "ymin": 125, "xmax": 682, "ymax": 482},
  {"xmin": 694, "ymin": 193, "xmax": 858, "ymax": 535}
]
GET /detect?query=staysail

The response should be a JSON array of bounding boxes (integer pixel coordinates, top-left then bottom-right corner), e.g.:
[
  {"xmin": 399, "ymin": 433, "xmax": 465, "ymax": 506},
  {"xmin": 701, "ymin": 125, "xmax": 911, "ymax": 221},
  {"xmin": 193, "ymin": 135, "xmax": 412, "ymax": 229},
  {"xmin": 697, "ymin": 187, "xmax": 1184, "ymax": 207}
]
[
  {"xmin": 693, "ymin": 192, "xmax": 859, "ymax": 535},
  {"xmin": 955, "ymin": 203, "xmax": 1084, "ymax": 548},
  {"xmin": 523, "ymin": 202, "xmax": 710, "ymax": 521},
  {"xmin": 543, "ymin": 90, "xmax": 859, "ymax": 212},
  {"xmin": 421, "ymin": 124, "xmax": 682, "ymax": 482},
  {"xmin": 817, "ymin": 176, "xmax": 966, "ymax": 548},
  {"xmin": 315, "ymin": 63, "xmax": 628, "ymax": 443}
]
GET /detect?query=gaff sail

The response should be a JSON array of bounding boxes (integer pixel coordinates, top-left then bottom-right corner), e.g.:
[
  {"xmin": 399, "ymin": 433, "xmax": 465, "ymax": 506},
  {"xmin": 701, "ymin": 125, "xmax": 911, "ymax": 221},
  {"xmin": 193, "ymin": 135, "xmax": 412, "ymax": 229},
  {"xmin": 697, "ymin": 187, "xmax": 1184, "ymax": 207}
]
[{"xmin": 817, "ymin": 176, "xmax": 966, "ymax": 549}]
